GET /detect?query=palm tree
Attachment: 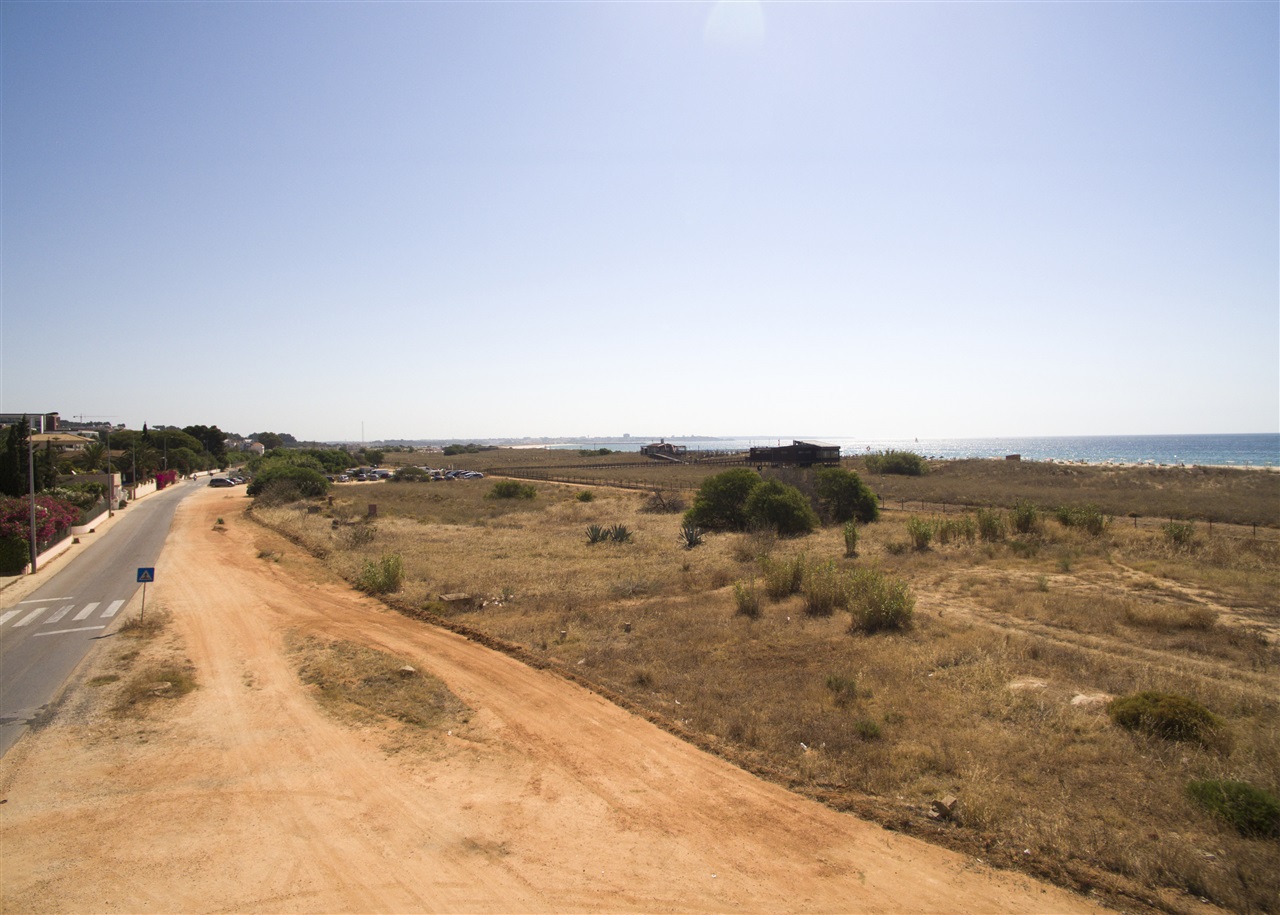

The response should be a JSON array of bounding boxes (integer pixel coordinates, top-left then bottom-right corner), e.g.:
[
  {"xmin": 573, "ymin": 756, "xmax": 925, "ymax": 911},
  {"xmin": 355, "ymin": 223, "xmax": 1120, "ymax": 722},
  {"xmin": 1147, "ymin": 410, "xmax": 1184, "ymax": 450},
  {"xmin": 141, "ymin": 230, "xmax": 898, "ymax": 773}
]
[{"xmin": 81, "ymin": 442, "xmax": 106, "ymax": 471}]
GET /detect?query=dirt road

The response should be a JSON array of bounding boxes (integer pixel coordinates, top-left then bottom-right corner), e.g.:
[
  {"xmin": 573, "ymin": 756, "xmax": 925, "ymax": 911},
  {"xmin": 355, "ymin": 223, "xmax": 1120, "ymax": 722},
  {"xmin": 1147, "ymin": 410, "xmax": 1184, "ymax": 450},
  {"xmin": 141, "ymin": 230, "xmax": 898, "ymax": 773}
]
[{"xmin": 0, "ymin": 487, "xmax": 1105, "ymax": 913}]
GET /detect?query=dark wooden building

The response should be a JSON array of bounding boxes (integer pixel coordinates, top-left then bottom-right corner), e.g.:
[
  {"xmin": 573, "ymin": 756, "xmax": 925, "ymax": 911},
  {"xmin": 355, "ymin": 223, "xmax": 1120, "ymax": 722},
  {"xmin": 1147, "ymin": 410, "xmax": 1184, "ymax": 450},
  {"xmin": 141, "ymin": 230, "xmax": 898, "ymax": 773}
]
[{"xmin": 748, "ymin": 440, "xmax": 841, "ymax": 467}]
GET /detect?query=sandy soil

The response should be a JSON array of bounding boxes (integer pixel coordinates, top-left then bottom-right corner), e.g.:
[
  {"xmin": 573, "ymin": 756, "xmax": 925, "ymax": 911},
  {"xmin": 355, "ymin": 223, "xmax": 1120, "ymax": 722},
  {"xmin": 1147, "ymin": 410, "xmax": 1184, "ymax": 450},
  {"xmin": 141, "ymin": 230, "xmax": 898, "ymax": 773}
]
[{"xmin": 0, "ymin": 486, "xmax": 1107, "ymax": 914}]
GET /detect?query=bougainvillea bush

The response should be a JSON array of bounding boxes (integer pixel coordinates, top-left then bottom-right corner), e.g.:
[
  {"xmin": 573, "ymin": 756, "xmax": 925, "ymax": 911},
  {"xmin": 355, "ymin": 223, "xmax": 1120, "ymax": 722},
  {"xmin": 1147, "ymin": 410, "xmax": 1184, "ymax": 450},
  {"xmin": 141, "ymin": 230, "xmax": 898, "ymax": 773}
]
[{"xmin": 0, "ymin": 495, "xmax": 80, "ymax": 547}]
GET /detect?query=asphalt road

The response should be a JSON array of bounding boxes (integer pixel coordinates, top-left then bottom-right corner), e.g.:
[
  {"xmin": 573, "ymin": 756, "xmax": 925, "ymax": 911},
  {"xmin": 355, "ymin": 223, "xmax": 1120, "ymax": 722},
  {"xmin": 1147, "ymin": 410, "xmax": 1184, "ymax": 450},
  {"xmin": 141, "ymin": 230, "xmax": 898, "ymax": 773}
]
[{"xmin": 0, "ymin": 481, "xmax": 203, "ymax": 758}]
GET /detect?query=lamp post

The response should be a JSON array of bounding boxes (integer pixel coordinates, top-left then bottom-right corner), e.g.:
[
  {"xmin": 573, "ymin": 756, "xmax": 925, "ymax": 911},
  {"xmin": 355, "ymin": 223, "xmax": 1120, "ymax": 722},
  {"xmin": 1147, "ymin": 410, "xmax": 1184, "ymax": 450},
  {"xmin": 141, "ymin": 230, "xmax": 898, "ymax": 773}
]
[
  {"xmin": 27, "ymin": 416, "xmax": 39, "ymax": 573},
  {"xmin": 105, "ymin": 424, "xmax": 114, "ymax": 517}
]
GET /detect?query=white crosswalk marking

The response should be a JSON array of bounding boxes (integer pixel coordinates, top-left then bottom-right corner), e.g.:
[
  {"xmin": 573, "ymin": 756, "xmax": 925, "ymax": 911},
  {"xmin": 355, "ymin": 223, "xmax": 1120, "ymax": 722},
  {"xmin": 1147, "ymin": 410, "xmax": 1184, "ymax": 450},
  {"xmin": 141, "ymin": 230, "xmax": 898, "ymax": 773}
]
[
  {"xmin": 102, "ymin": 599, "xmax": 126, "ymax": 618},
  {"xmin": 0, "ymin": 610, "xmax": 20, "ymax": 626},
  {"xmin": 73, "ymin": 602, "xmax": 100, "ymax": 621},
  {"xmin": 14, "ymin": 607, "xmax": 46, "ymax": 627},
  {"xmin": 45, "ymin": 605, "xmax": 73, "ymax": 625}
]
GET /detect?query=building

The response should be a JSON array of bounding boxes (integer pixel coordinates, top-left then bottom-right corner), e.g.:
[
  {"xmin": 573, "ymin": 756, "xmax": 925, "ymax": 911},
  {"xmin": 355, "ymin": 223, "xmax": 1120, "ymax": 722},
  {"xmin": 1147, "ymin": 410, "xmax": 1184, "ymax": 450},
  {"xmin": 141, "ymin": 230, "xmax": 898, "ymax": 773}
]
[
  {"xmin": 640, "ymin": 440, "xmax": 688, "ymax": 458},
  {"xmin": 748, "ymin": 440, "xmax": 842, "ymax": 467}
]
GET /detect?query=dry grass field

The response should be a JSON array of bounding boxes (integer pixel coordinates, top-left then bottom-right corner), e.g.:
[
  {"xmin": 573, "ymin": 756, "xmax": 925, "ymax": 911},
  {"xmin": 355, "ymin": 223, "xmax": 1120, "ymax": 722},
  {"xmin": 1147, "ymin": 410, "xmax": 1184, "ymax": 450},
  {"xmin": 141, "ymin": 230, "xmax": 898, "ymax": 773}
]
[{"xmin": 256, "ymin": 454, "xmax": 1279, "ymax": 914}]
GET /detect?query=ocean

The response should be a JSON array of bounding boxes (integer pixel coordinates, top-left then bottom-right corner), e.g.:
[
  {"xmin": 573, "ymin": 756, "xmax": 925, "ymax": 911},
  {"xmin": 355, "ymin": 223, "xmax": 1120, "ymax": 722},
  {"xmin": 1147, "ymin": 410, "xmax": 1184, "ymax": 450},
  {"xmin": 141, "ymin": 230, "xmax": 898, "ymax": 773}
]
[{"xmin": 549, "ymin": 433, "xmax": 1280, "ymax": 467}]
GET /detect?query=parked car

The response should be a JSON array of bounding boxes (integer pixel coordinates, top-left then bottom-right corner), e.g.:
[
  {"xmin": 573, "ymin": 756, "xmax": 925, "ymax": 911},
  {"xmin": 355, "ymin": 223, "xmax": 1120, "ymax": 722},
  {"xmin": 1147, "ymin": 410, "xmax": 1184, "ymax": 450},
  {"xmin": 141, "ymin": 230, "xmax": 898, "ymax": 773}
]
[{"xmin": 209, "ymin": 477, "xmax": 234, "ymax": 488}]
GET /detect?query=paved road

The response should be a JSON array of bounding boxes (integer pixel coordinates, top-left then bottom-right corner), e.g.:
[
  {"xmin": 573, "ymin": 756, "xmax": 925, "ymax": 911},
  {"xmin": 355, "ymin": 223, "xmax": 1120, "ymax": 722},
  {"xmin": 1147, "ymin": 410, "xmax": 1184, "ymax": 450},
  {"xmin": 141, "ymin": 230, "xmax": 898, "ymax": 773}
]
[{"xmin": 0, "ymin": 481, "xmax": 203, "ymax": 758}]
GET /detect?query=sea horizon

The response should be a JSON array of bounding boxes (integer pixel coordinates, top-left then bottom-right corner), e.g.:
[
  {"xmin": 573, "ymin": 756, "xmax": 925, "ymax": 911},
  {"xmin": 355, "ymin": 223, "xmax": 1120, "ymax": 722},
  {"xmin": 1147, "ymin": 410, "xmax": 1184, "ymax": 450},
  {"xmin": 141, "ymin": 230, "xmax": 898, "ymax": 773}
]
[{"xmin": 531, "ymin": 432, "xmax": 1280, "ymax": 467}]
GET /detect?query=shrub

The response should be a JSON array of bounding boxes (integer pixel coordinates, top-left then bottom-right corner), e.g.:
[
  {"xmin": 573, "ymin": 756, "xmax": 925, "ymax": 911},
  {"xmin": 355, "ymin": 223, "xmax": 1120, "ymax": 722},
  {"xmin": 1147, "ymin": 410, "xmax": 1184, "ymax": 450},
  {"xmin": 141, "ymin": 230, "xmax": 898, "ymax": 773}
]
[
  {"xmin": 356, "ymin": 553, "xmax": 404, "ymax": 595},
  {"xmin": 814, "ymin": 467, "xmax": 879, "ymax": 524},
  {"xmin": 392, "ymin": 466, "xmax": 431, "ymax": 482},
  {"xmin": 683, "ymin": 469, "xmax": 761, "ymax": 531},
  {"xmin": 679, "ymin": 524, "xmax": 705, "ymax": 549},
  {"xmin": 641, "ymin": 490, "xmax": 685, "ymax": 514},
  {"xmin": 864, "ymin": 450, "xmax": 928, "ymax": 476},
  {"xmin": 976, "ymin": 507, "xmax": 1005, "ymax": 542},
  {"xmin": 744, "ymin": 479, "xmax": 818, "ymax": 537},
  {"xmin": 849, "ymin": 568, "xmax": 915, "ymax": 633},
  {"xmin": 1055, "ymin": 503, "xmax": 1109, "ymax": 536},
  {"xmin": 0, "ymin": 537, "xmax": 29, "ymax": 575},
  {"xmin": 853, "ymin": 718, "xmax": 882, "ymax": 740},
  {"xmin": 906, "ymin": 515, "xmax": 934, "ymax": 551},
  {"xmin": 842, "ymin": 521, "xmax": 859, "ymax": 557},
  {"xmin": 1010, "ymin": 499, "xmax": 1041, "ymax": 534},
  {"xmin": 935, "ymin": 515, "xmax": 977, "ymax": 545},
  {"xmin": 733, "ymin": 579, "xmax": 761, "ymax": 618},
  {"xmin": 246, "ymin": 462, "xmax": 329, "ymax": 499},
  {"xmin": 803, "ymin": 560, "xmax": 848, "ymax": 616},
  {"xmin": 488, "ymin": 480, "xmax": 537, "ymax": 500},
  {"xmin": 1163, "ymin": 521, "xmax": 1195, "ymax": 547},
  {"xmin": 576, "ymin": 489, "xmax": 595, "ymax": 503},
  {"xmin": 825, "ymin": 673, "xmax": 858, "ymax": 707},
  {"xmin": 760, "ymin": 553, "xmax": 805, "ymax": 601},
  {"xmin": 1108, "ymin": 691, "xmax": 1225, "ymax": 746},
  {"xmin": 1185, "ymin": 779, "xmax": 1280, "ymax": 838}
]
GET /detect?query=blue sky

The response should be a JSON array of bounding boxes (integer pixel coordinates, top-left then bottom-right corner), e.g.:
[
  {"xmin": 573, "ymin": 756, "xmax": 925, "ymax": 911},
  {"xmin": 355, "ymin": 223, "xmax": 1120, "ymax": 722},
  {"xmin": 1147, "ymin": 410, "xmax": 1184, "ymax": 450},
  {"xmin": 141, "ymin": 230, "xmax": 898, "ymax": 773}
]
[{"xmin": 3, "ymin": 1, "xmax": 1276, "ymax": 442}]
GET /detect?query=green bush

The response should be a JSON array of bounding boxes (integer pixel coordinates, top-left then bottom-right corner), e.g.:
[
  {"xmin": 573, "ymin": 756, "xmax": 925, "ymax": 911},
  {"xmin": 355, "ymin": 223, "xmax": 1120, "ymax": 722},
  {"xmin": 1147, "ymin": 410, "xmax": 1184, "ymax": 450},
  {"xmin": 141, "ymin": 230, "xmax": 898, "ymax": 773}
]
[
  {"xmin": 733, "ymin": 579, "xmax": 761, "ymax": 618},
  {"xmin": 1186, "ymin": 779, "xmax": 1280, "ymax": 838},
  {"xmin": 1010, "ymin": 499, "xmax": 1041, "ymax": 535},
  {"xmin": 246, "ymin": 462, "xmax": 329, "ymax": 499},
  {"xmin": 842, "ymin": 521, "xmax": 859, "ymax": 557},
  {"xmin": 976, "ymin": 507, "xmax": 1005, "ymax": 542},
  {"xmin": 935, "ymin": 515, "xmax": 976, "ymax": 545},
  {"xmin": 1055, "ymin": 503, "xmax": 1109, "ymax": 536},
  {"xmin": 576, "ymin": 489, "xmax": 595, "ymax": 502},
  {"xmin": 392, "ymin": 466, "xmax": 431, "ymax": 482},
  {"xmin": 1108, "ymin": 691, "xmax": 1225, "ymax": 746},
  {"xmin": 356, "ymin": 553, "xmax": 404, "ymax": 595},
  {"xmin": 488, "ymin": 480, "xmax": 537, "ymax": 500},
  {"xmin": 684, "ymin": 469, "xmax": 761, "ymax": 531},
  {"xmin": 760, "ymin": 553, "xmax": 805, "ymax": 601},
  {"xmin": 803, "ymin": 560, "xmax": 848, "ymax": 616},
  {"xmin": 814, "ymin": 467, "xmax": 879, "ymax": 524},
  {"xmin": 1163, "ymin": 521, "xmax": 1195, "ymax": 547},
  {"xmin": 0, "ymin": 537, "xmax": 29, "ymax": 575},
  {"xmin": 849, "ymin": 568, "xmax": 915, "ymax": 633},
  {"xmin": 743, "ymin": 479, "xmax": 818, "ymax": 537},
  {"xmin": 906, "ymin": 516, "xmax": 934, "ymax": 551},
  {"xmin": 864, "ymin": 450, "xmax": 927, "ymax": 476}
]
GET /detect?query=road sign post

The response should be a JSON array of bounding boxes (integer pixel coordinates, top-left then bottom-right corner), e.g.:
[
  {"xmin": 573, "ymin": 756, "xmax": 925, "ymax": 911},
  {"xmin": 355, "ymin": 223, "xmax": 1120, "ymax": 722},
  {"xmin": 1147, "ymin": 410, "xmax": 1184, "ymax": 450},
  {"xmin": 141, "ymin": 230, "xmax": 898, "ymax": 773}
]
[{"xmin": 137, "ymin": 567, "xmax": 155, "ymax": 622}]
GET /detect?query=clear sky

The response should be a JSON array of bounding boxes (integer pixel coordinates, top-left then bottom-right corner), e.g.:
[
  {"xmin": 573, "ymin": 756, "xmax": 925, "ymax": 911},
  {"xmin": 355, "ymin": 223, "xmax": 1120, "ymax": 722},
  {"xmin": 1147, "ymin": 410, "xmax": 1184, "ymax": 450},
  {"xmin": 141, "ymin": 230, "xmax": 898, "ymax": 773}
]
[{"xmin": 3, "ymin": 1, "xmax": 1276, "ymax": 443}]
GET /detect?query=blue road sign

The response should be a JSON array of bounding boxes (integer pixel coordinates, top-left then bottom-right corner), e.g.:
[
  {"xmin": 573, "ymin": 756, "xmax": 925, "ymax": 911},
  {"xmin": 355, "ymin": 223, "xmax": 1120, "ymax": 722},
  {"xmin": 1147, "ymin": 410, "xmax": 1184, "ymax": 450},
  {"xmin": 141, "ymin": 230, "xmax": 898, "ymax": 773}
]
[{"xmin": 137, "ymin": 567, "xmax": 155, "ymax": 583}]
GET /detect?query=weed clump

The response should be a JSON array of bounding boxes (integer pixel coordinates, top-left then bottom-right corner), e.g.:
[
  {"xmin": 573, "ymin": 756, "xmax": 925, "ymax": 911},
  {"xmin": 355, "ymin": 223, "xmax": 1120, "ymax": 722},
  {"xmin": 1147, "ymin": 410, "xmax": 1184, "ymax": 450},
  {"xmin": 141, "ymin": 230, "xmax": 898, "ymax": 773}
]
[
  {"xmin": 848, "ymin": 568, "xmax": 914, "ymax": 633},
  {"xmin": 733, "ymin": 579, "xmax": 761, "ymax": 618},
  {"xmin": 1055, "ymin": 503, "xmax": 1110, "ymax": 535},
  {"xmin": 842, "ymin": 521, "xmax": 859, "ymax": 557},
  {"xmin": 1108, "ymin": 691, "xmax": 1225, "ymax": 746},
  {"xmin": 802, "ymin": 560, "xmax": 848, "ymax": 616},
  {"xmin": 576, "ymin": 489, "xmax": 595, "ymax": 502},
  {"xmin": 356, "ymin": 553, "xmax": 404, "ymax": 594},
  {"xmin": 906, "ymin": 516, "xmax": 934, "ymax": 551},
  {"xmin": 1163, "ymin": 521, "xmax": 1196, "ymax": 547},
  {"xmin": 760, "ymin": 553, "xmax": 805, "ymax": 601},
  {"xmin": 1010, "ymin": 500, "xmax": 1041, "ymax": 535},
  {"xmin": 1185, "ymin": 779, "xmax": 1280, "ymax": 838},
  {"xmin": 976, "ymin": 507, "xmax": 1005, "ymax": 542}
]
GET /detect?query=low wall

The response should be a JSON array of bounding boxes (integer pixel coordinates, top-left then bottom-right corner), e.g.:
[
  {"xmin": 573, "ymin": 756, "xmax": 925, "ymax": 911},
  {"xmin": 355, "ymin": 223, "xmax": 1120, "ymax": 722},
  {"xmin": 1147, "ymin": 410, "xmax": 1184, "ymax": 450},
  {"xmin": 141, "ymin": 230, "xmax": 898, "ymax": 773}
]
[
  {"xmin": 71, "ymin": 508, "xmax": 110, "ymax": 536},
  {"xmin": 23, "ymin": 535, "xmax": 74, "ymax": 575}
]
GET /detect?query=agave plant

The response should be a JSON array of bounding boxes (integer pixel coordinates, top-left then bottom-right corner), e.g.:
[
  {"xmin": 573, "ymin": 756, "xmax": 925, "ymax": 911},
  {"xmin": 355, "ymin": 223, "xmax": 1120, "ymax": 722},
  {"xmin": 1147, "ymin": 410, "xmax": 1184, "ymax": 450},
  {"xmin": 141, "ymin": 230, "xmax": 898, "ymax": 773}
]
[
  {"xmin": 679, "ymin": 523, "xmax": 705, "ymax": 549},
  {"xmin": 585, "ymin": 524, "xmax": 609, "ymax": 545},
  {"xmin": 607, "ymin": 524, "xmax": 633, "ymax": 543}
]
